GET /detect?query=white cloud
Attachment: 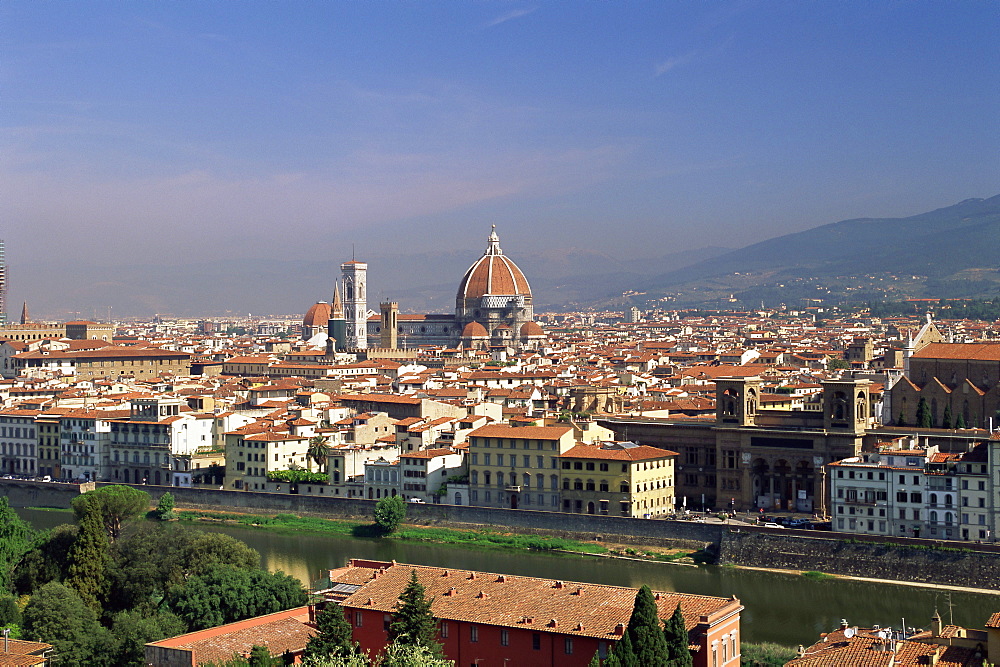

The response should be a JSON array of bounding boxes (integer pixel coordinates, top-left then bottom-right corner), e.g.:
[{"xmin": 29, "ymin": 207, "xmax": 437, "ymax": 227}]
[
  {"xmin": 654, "ymin": 52, "xmax": 696, "ymax": 77},
  {"xmin": 487, "ymin": 8, "xmax": 537, "ymax": 28}
]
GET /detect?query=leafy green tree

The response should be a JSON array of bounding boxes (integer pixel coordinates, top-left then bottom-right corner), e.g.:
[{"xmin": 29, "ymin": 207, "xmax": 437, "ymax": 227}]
[
  {"xmin": 0, "ymin": 596, "xmax": 20, "ymax": 627},
  {"xmin": 941, "ymin": 404, "xmax": 953, "ymax": 429},
  {"xmin": 155, "ymin": 492, "xmax": 176, "ymax": 521},
  {"xmin": 107, "ymin": 608, "xmax": 187, "ymax": 666},
  {"xmin": 72, "ymin": 485, "xmax": 150, "ymax": 543},
  {"xmin": 373, "ymin": 496, "xmax": 406, "ymax": 534},
  {"xmin": 307, "ymin": 436, "xmax": 331, "ymax": 473},
  {"xmin": 106, "ymin": 525, "xmax": 260, "ymax": 615},
  {"xmin": 12, "ymin": 524, "xmax": 77, "ymax": 595},
  {"xmin": 304, "ymin": 603, "xmax": 356, "ymax": 661},
  {"xmin": 662, "ymin": 603, "xmax": 692, "ymax": 667},
  {"xmin": 624, "ymin": 586, "xmax": 669, "ymax": 665},
  {"xmin": 0, "ymin": 498, "xmax": 36, "ymax": 588},
  {"xmin": 166, "ymin": 564, "xmax": 306, "ymax": 631},
  {"xmin": 64, "ymin": 506, "xmax": 109, "ymax": 611},
  {"xmin": 916, "ymin": 397, "xmax": 932, "ymax": 428},
  {"xmin": 388, "ymin": 570, "xmax": 442, "ymax": 657},
  {"xmin": 379, "ymin": 641, "xmax": 454, "ymax": 666},
  {"xmin": 22, "ymin": 581, "xmax": 107, "ymax": 667},
  {"xmin": 249, "ymin": 645, "xmax": 276, "ymax": 666}
]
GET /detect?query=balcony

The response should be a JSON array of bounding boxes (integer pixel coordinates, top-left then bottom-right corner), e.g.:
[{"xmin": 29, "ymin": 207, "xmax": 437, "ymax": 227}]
[{"xmin": 505, "ymin": 485, "xmax": 522, "ymax": 493}]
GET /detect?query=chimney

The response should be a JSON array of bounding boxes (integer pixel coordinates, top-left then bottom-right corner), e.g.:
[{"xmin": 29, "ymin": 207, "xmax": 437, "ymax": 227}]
[
  {"xmin": 554, "ymin": 580, "xmax": 564, "ymax": 589},
  {"xmin": 614, "ymin": 623, "xmax": 625, "ymax": 636},
  {"xmin": 840, "ymin": 619, "xmax": 849, "ymax": 630}
]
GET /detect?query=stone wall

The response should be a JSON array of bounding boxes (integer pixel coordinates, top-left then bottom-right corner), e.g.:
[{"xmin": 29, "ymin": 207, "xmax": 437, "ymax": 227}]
[{"xmin": 719, "ymin": 529, "xmax": 1000, "ymax": 589}]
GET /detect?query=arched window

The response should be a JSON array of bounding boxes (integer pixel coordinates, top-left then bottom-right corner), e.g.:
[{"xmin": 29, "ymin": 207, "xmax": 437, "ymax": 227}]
[
  {"xmin": 930, "ymin": 493, "xmax": 937, "ymax": 505},
  {"xmin": 471, "ymin": 470, "xmax": 479, "ymax": 484},
  {"xmin": 497, "ymin": 472, "xmax": 504, "ymax": 487},
  {"xmin": 586, "ymin": 479, "xmax": 595, "ymax": 491},
  {"xmin": 550, "ymin": 475, "xmax": 559, "ymax": 490},
  {"xmin": 930, "ymin": 511, "xmax": 938, "ymax": 524}
]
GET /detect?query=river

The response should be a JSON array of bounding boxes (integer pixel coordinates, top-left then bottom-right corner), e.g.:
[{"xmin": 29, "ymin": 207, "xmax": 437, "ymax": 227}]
[{"xmin": 17, "ymin": 508, "xmax": 997, "ymax": 647}]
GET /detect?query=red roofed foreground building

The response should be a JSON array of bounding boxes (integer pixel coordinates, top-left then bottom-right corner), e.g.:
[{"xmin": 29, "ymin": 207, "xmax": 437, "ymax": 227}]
[
  {"xmin": 787, "ymin": 610, "xmax": 999, "ymax": 666},
  {"xmin": 318, "ymin": 559, "xmax": 742, "ymax": 667},
  {"xmin": 146, "ymin": 606, "xmax": 314, "ymax": 667}
]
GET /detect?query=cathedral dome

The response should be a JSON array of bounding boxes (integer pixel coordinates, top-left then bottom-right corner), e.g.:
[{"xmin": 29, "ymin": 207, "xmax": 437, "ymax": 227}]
[
  {"xmin": 456, "ymin": 227, "xmax": 531, "ymax": 302},
  {"xmin": 461, "ymin": 321, "xmax": 489, "ymax": 338},
  {"xmin": 520, "ymin": 321, "xmax": 544, "ymax": 337},
  {"xmin": 303, "ymin": 301, "xmax": 332, "ymax": 327}
]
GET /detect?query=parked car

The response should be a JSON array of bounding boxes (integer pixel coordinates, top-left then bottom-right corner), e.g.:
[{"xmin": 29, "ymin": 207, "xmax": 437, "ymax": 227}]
[
  {"xmin": 786, "ymin": 518, "xmax": 812, "ymax": 528},
  {"xmin": 761, "ymin": 522, "xmax": 785, "ymax": 529}
]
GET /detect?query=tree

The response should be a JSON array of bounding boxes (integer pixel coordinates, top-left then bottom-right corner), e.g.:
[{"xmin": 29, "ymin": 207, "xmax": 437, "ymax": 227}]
[
  {"xmin": 662, "ymin": 603, "xmax": 692, "ymax": 667},
  {"xmin": 249, "ymin": 645, "xmax": 276, "ymax": 666},
  {"xmin": 72, "ymin": 485, "xmax": 151, "ymax": 543},
  {"xmin": 304, "ymin": 603, "xmax": 356, "ymax": 661},
  {"xmin": 105, "ymin": 524, "xmax": 260, "ymax": 615},
  {"xmin": 896, "ymin": 410, "xmax": 906, "ymax": 427},
  {"xmin": 12, "ymin": 524, "xmax": 77, "ymax": 595},
  {"xmin": 64, "ymin": 507, "xmax": 109, "ymax": 611},
  {"xmin": 155, "ymin": 492, "xmax": 176, "ymax": 521},
  {"xmin": 955, "ymin": 412, "xmax": 967, "ymax": 429},
  {"xmin": 624, "ymin": 586, "xmax": 669, "ymax": 665},
  {"xmin": 378, "ymin": 641, "xmax": 454, "ymax": 666},
  {"xmin": 22, "ymin": 582, "xmax": 106, "ymax": 667},
  {"xmin": 0, "ymin": 497, "xmax": 36, "ymax": 589},
  {"xmin": 166, "ymin": 564, "xmax": 307, "ymax": 631},
  {"xmin": 107, "ymin": 608, "xmax": 187, "ymax": 667},
  {"xmin": 373, "ymin": 496, "xmax": 407, "ymax": 535},
  {"xmin": 942, "ymin": 404, "xmax": 953, "ymax": 429},
  {"xmin": 388, "ymin": 570, "xmax": 442, "ymax": 657},
  {"xmin": 605, "ymin": 631, "xmax": 637, "ymax": 667},
  {"xmin": 307, "ymin": 436, "xmax": 332, "ymax": 473},
  {"xmin": 916, "ymin": 397, "xmax": 932, "ymax": 429}
]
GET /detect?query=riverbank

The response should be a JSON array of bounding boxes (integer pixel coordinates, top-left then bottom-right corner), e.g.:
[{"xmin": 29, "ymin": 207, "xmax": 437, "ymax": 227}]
[{"xmin": 174, "ymin": 509, "xmax": 708, "ymax": 564}]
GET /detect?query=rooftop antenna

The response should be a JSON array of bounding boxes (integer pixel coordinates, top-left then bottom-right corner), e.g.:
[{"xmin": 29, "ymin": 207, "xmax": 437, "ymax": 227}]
[
  {"xmin": 945, "ymin": 591, "xmax": 954, "ymax": 626},
  {"xmin": 352, "ymin": 244, "xmax": 355, "ymax": 261}
]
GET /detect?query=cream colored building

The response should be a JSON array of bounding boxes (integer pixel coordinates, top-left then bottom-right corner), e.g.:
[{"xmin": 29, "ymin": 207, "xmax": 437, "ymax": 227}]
[
  {"xmin": 467, "ymin": 423, "xmax": 577, "ymax": 510},
  {"xmin": 559, "ymin": 442, "xmax": 677, "ymax": 517}
]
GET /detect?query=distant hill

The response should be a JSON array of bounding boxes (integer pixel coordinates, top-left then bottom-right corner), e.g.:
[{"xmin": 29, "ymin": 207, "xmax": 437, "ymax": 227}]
[{"xmin": 640, "ymin": 195, "xmax": 1000, "ymax": 307}]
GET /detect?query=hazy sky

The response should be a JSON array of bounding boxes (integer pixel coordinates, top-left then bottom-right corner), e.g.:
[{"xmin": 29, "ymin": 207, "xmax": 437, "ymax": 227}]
[{"xmin": 2, "ymin": 1, "xmax": 998, "ymax": 318}]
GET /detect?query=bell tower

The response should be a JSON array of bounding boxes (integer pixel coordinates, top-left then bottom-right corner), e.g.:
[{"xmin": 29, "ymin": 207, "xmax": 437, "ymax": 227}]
[
  {"xmin": 821, "ymin": 378, "xmax": 871, "ymax": 433},
  {"xmin": 341, "ymin": 260, "xmax": 368, "ymax": 350},
  {"xmin": 715, "ymin": 377, "xmax": 762, "ymax": 426}
]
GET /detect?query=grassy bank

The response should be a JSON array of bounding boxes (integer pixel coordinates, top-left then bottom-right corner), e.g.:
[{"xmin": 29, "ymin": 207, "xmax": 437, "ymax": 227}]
[
  {"xmin": 175, "ymin": 509, "xmax": 610, "ymax": 555},
  {"xmin": 740, "ymin": 642, "xmax": 799, "ymax": 666}
]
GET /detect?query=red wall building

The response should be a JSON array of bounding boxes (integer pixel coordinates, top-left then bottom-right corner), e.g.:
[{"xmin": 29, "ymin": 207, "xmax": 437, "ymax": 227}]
[{"xmin": 320, "ymin": 559, "xmax": 743, "ymax": 667}]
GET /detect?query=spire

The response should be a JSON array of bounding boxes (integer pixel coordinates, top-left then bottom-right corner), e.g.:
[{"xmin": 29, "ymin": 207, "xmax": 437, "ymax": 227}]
[
  {"xmin": 19, "ymin": 302, "xmax": 28, "ymax": 325},
  {"xmin": 486, "ymin": 224, "xmax": 502, "ymax": 256},
  {"xmin": 331, "ymin": 281, "xmax": 344, "ymax": 320}
]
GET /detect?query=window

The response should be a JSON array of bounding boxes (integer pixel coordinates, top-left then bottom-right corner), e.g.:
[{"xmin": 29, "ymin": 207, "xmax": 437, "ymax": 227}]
[
  {"xmin": 470, "ymin": 625, "xmax": 478, "ymax": 643},
  {"xmin": 532, "ymin": 633, "xmax": 541, "ymax": 650},
  {"xmin": 564, "ymin": 637, "xmax": 573, "ymax": 655},
  {"xmin": 355, "ymin": 611, "xmax": 363, "ymax": 627},
  {"xmin": 599, "ymin": 463, "xmax": 609, "ymax": 472},
  {"xmin": 500, "ymin": 629, "xmax": 509, "ymax": 646}
]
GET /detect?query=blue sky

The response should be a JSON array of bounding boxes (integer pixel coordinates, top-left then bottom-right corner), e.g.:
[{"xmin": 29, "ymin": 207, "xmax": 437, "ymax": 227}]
[{"xmin": 2, "ymin": 1, "xmax": 998, "ymax": 316}]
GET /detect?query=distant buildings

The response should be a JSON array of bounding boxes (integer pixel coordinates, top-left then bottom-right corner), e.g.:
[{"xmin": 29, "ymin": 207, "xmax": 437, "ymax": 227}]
[{"xmin": 0, "ymin": 239, "xmax": 5, "ymax": 326}]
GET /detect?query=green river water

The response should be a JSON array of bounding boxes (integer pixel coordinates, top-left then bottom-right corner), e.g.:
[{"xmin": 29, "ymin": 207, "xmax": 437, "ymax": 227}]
[{"xmin": 17, "ymin": 508, "xmax": 997, "ymax": 648}]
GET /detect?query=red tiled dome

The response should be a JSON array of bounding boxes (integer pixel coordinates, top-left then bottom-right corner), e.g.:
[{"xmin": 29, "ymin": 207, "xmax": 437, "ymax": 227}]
[
  {"xmin": 461, "ymin": 321, "xmax": 489, "ymax": 338},
  {"xmin": 457, "ymin": 227, "xmax": 531, "ymax": 301},
  {"xmin": 303, "ymin": 302, "xmax": 332, "ymax": 327},
  {"xmin": 520, "ymin": 321, "xmax": 544, "ymax": 337}
]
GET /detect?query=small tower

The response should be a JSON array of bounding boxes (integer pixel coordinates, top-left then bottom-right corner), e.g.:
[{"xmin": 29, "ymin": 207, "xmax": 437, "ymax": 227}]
[
  {"xmin": 821, "ymin": 378, "xmax": 871, "ymax": 433},
  {"xmin": 20, "ymin": 302, "xmax": 28, "ymax": 325},
  {"xmin": 380, "ymin": 301, "xmax": 398, "ymax": 349},
  {"xmin": 327, "ymin": 282, "xmax": 347, "ymax": 353},
  {"xmin": 341, "ymin": 260, "xmax": 368, "ymax": 350},
  {"xmin": 715, "ymin": 377, "xmax": 762, "ymax": 426}
]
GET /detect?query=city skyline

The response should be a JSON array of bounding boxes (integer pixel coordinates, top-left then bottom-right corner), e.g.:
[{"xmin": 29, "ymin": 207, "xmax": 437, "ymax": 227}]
[{"xmin": 2, "ymin": 1, "xmax": 998, "ymax": 317}]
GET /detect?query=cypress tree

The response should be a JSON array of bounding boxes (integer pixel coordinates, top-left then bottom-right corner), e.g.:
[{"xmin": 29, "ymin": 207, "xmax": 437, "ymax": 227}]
[
  {"xmin": 663, "ymin": 603, "xmax": 693, "ymax": 667},
  {"xmin": 955, "ymin": 413, "xmax": 967, "ymax": 429},
  {"xmin": 917, "ymin": 397, "xmax": 932, "ymax": 428},
  {"xmin": 65, "ymin": 506, "xmax": 109, "ymax": 611},
  {"xmin": 304, "ymin": 603, "xmax": 356, "ymax": 660},
  {"xmin": 896, "ymin": 410, "xmax": 906, "ymax": 427},
  {"xmin": 388, "ymin": 570, "xmax": 442, "ymax": 657},
  {"xmin": 625, "ymin": 586, "xmax": 669, "ymax": 665},
  {"xmin": 607, "ymin": 631, "xmax": 638, "ymax": 667},
  {"xmin": 942, "ymin": 404, "xmax": 953, "ymax": 429}
]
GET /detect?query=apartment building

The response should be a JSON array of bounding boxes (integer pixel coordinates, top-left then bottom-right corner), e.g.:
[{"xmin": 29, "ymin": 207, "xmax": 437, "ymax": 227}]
[{"xmin": 559, "ymin": 442, "xmax": 677, "ymax": 517}]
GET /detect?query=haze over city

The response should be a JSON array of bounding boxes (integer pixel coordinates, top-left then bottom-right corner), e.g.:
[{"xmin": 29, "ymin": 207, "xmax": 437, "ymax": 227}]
[{"xmin": 2, "ymin": 1, "xmax": 998, "ymax": 318}]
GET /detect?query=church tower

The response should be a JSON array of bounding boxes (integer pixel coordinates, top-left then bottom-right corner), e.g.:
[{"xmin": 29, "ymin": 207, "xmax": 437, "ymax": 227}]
[
  {"xmin": 327, "ymin": 282, "xmax": 347, "ymax": 353},
  {"xmin": 341, "ymin": 261, "xmax": 368, "ymax": 349}
]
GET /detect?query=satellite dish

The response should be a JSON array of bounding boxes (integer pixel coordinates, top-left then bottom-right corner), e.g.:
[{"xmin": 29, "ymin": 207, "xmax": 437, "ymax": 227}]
[{"xmin": 844, "ymin": 627, "xmax": 856, "ymax": 639}]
